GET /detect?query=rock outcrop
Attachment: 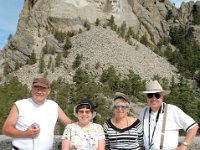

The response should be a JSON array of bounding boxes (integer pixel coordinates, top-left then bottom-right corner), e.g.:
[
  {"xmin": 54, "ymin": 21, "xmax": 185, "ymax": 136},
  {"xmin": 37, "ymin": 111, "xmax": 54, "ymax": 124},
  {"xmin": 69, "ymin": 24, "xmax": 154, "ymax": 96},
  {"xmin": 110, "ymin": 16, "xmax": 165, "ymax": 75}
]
[{"xmin": 0, "ymin": 0, "xmax": 200, "ymax": 85}]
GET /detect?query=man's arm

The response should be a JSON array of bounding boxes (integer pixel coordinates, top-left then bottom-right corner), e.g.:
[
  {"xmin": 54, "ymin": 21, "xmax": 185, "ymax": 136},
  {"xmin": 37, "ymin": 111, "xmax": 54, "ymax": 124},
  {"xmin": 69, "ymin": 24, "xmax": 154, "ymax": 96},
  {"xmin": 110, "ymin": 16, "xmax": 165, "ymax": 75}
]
[
  {"xmin": 2, "ymin": 105, "xmax": 39, "ymax": 138},
  {"xmin": 174, "ymin": 124, "xmax": 199, "ymax": 150},
  {"xmin": 58, "ymin": 106, "xmax": 72, "ymax": 125},
  {"xmin": 182, "ymin": 124, "xmax": 199, "ymax": 146}
]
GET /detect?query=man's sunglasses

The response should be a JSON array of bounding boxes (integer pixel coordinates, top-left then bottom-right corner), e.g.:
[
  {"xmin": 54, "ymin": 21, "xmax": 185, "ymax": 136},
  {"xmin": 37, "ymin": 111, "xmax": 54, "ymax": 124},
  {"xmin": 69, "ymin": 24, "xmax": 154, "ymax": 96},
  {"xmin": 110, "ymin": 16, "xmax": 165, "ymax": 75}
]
[{"xmin": 147, "ymin": 93, "xmax": 161, "ymax": 99}]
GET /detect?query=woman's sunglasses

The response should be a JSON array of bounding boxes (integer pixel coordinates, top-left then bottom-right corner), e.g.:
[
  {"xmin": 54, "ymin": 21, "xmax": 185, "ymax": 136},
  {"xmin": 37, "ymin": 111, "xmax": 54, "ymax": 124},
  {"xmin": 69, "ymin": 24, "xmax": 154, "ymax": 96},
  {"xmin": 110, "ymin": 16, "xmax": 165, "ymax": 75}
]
[
  {"xmin": 147, "ymin": 93, "xmax": 161, "ymax": 99},
  {"xmin": 113, "ymin": 105, "xmax": 129, "ymax": 110}
]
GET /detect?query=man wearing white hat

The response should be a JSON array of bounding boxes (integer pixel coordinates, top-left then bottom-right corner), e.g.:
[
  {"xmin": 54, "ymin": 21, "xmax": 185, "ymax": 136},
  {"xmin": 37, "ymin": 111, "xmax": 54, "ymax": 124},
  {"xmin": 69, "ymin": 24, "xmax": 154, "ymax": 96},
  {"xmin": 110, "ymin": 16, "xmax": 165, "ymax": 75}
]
[{"xmin": 139, "ymin": 80, "xmax": 199, "ymax": 150}]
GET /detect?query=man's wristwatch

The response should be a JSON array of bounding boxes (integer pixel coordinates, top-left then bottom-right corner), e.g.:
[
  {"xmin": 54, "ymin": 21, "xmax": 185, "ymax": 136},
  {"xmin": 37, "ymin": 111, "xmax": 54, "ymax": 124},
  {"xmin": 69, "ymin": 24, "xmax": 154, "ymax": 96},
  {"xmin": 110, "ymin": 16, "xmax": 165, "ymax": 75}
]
[{"xmin": 182, "ymin": 142, "xmax": 189, "ymax": 147}]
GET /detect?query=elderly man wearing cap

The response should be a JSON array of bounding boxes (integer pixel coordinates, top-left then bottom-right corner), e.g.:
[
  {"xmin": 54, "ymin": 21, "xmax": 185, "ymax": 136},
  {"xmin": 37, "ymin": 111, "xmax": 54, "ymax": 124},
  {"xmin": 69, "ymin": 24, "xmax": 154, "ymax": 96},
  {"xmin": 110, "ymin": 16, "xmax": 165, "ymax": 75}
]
[
  {"xmin": 61, "ymin": 99, "xmax": 105, "ymax": 150},
  {"xmin": 104, "ymin": 92, "xmax": 144, "ymax": 150},
  {"xmin": 3, "ymin": 77, "xmax": 72, "ymax": 150},
  {"xmin": 139, "ymin": 80, "xmax": 199, "ymax": 150}
]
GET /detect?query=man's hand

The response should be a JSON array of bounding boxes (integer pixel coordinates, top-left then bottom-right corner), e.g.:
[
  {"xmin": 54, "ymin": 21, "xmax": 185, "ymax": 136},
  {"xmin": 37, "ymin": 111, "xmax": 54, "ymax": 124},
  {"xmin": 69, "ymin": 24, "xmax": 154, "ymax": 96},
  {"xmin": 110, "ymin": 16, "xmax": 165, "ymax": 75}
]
[{"xmin": 26, "ymin": 125, "xmax": 40, "ymax": 138}]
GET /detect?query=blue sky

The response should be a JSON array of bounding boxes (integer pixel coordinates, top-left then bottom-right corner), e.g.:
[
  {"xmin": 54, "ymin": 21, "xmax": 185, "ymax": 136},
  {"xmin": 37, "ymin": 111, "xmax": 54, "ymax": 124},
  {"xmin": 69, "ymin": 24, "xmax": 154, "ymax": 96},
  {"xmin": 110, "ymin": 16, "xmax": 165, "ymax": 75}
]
[
  {"xmin": 172, "ymin": 0, "xmax": 199, "ymax": 7},
  {"xmin": 0, "ymin": 0, "xmax": 23, "ymax": 49},
  {"xmin": 0, "ymin": 0, "xmax": 199, "ymax": 49}
]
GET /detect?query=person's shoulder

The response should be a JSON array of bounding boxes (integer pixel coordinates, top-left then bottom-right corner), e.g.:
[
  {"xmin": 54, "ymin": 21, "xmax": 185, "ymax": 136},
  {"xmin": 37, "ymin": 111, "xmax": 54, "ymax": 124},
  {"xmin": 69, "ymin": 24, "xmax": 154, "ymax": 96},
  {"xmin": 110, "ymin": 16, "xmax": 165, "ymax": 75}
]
[
  {"xmin": 69, "ymin": 122, "xmax": 77, "ymax": 126},
  {"xmin": 104, "ymin": 118, "xmax": 112, "ymax": 125},
  {"xmin": 138, "ymin": 105, "xmax": 149, "ymax": 118},
  {"xmin": 91, "ymin": 122, "xmax": 103, "ymax": 128},
  {"xmin": 134, "ymin": 117, "xmax": 142, "ymax": 123},
  {"xmin": 15, "ymin": 98, "xmax": 30, "ymax": 104},
  {"xmin": 66, "ymin": 122, "xmax": 78, "ymax": 128},
  {"xmin": 126, "ymin": 116, "xmax": 140, "ymax": 126},
  {"xmin": 46, "ymin": 99, "xmax": 58, "ymax": 105},
  {"xmin": 167, "ymin": 103, "xmax": 186, "ymax": 114},
  {"xmin": 128, "ymin": 116, "xmax": 137, "ymax": 122},
  {"xmin": 167, "ymin": 103, "xmax": 181, "ymax": 110},
  {"xmin": 129, "ymin": 117, "xmax": 142, "ymax": 126},
  {"xmin": 140, "ymin": 105, "xmax": 149, "ymax": 112},
  {"xmin": 103, "ymin": 118, "xmax": 114, "ymax": 128},
  {"xmin": 91, "ymin": 123, "xmax": 104, "ymax": 132}
]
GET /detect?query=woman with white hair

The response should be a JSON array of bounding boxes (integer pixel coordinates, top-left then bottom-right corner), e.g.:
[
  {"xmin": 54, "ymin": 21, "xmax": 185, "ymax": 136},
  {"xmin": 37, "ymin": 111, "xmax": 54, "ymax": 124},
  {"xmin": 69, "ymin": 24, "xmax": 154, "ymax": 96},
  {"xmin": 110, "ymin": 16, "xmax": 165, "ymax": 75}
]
[
  {"xmin": 103, "ymin": 92, "xmax": 144, "ymax": 150},
  {"xmin": 61, "ymin": 99, "xmax": 105, "ymax": 150}
]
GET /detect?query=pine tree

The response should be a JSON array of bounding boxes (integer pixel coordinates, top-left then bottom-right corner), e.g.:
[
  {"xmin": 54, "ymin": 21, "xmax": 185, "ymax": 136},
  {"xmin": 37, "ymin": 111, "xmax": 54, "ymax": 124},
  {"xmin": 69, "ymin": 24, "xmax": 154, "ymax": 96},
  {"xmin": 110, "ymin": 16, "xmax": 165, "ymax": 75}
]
[
  {"xmin": 72, "ymin": 54, "xmax": 83, "ymax": 69},
  {"xmin": 29, "ymin": 50, "xmax": 36, "ymax": 65},
  {"xmin": 55, "ymin": 53, "xmax": 62, "ymax": 67},
  {"xmin": 63, "ymin": 37, "xmax": 72, "ymax": 58},
  {"xmin": 95, "ymin": 18, "xmax": 100, "ymax": 26},
  {"xmin": 3, "ymin": 62, "xmax": 12, "ymax": 76},
  {"xmin": 47, "ymin": 56, "xmax": 52, "ymax": 69},
  {"xmin": 39, "ymin": 54, "xmax": 45, "ymax": 73}
]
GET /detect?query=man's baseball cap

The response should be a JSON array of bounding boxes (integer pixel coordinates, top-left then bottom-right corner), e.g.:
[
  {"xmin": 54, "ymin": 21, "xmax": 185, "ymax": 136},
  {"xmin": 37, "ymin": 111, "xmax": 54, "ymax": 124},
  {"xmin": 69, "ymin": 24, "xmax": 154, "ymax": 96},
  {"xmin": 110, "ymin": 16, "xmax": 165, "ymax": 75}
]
[{"xmin": 32, "ymin": 78, "xmax": 50, "ymax": 88}]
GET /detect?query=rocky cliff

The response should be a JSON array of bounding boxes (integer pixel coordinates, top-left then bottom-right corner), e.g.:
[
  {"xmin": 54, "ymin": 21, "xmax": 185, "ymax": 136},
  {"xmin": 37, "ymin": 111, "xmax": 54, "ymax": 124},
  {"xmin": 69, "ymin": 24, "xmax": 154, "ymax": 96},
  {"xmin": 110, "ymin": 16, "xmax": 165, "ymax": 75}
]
[{"xmin": 0, "ymin": 0, "xmax": 200, "ymax": 85}]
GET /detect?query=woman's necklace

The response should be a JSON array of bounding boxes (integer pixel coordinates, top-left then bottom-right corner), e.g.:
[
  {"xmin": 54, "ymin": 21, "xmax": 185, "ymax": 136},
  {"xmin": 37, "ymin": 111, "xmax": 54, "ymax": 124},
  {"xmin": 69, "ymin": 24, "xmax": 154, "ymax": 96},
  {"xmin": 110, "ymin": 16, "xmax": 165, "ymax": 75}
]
[{"xmin": 114, "ymin": 117, "xmax": 129, "ymax": 129}]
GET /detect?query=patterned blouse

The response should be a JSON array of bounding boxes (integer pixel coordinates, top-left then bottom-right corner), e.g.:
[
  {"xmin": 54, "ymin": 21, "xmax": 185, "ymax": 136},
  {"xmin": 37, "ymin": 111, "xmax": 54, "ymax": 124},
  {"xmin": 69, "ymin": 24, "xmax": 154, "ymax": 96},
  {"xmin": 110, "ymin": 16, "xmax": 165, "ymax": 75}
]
[
  {"xmin": 103, "ymin": 118, "xmax": 143, "ymax": 150},
  {"xmin": 61, "ymin": 122, "xmax": 105, "ymax": 150}
]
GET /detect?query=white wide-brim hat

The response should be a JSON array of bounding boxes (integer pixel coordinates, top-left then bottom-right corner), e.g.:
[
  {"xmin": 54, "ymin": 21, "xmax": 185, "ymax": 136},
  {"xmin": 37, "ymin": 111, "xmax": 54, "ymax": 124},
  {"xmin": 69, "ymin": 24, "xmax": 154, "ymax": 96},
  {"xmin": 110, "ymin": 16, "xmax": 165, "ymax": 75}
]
[{"xmin": 142, "ymin": 80, "xmax": 170, "ymax": 95}]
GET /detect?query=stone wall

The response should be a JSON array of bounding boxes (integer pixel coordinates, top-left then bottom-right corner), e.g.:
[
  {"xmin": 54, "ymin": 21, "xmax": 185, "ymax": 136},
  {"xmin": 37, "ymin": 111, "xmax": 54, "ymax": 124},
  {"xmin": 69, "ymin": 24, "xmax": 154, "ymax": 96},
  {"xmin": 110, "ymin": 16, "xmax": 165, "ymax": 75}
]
[
  {"xmin": 0, "ymin": 135, "xmax": 62, "ymax": 150},
  {"xmin": 0, "ymin": 135, "xmax": 200, "ymax": 150}
]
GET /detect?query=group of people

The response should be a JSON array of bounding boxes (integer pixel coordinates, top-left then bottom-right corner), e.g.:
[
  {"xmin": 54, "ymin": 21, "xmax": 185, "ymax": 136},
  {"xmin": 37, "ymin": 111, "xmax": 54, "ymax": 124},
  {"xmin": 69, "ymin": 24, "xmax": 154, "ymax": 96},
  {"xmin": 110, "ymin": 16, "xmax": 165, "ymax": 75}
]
[{"xmin": 2, "ymin": 78, "xmax": 199, "ymax": 150}]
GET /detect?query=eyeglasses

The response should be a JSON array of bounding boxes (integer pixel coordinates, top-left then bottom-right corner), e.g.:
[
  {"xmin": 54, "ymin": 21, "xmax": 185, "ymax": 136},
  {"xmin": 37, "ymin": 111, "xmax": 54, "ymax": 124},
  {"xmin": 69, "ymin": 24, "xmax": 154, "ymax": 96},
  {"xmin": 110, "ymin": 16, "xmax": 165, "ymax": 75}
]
[
  {"xmin": 113, "ymin": 105, "xmax": 128, "ymax": 110},
  {"xmin": 78, "ymin": 110, "xmax": 91, "ymax": 114},
  {"xmin": 32, "ymin": 86, "xmax": 48, "ymax": 92},
  {"xmin": 147, "ymin": 93, "xmax": 161, "ymax": 99}
]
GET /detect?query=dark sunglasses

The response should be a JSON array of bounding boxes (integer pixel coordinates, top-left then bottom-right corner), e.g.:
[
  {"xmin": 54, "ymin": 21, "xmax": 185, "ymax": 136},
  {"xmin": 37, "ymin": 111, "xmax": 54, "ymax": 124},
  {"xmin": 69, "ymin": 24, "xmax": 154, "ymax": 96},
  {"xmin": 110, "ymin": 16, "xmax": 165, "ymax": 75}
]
[
  {"xmin": 147, "ymin": 93, "xmax": 161, "ymax": 99},
  {"xmin": 113, "ymin": 105, "xmax": 129, "ymax": 110}
]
